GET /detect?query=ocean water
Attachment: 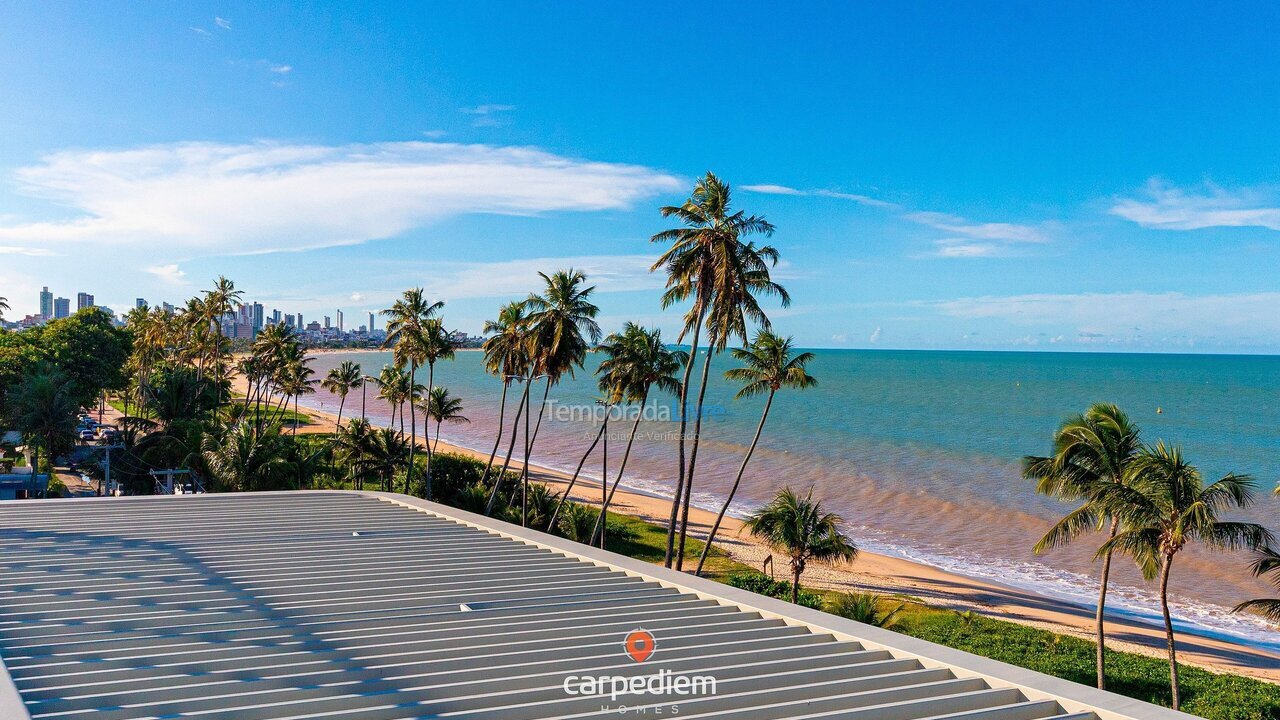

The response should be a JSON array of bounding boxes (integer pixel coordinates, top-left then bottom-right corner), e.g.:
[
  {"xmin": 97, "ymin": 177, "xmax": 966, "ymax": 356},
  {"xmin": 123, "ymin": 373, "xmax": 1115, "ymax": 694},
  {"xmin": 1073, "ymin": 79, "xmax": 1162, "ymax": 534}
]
[{"xmin": 304, "ymin": 348, "xmax": 1280, "ymax": 650}]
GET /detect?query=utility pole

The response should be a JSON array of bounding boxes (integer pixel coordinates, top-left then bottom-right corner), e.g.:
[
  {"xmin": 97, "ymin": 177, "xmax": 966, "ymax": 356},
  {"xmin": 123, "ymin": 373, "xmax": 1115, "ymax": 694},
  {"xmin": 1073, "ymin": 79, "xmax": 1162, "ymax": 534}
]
[
  {"xmin": 149, "ymin": 468, "xmax": 191, "ymax": 495},
  {"xmin": 98, "ymin": 443, "xmax": 124, "ymax": 496}
]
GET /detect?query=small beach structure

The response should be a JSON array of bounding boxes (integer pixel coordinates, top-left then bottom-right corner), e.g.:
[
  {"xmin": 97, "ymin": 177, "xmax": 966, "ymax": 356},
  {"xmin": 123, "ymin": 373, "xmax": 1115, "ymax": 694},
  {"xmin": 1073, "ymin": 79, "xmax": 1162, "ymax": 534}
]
[{"xmin": 0, "ymin": 492, "xmax": 1192, "ymax": 719}]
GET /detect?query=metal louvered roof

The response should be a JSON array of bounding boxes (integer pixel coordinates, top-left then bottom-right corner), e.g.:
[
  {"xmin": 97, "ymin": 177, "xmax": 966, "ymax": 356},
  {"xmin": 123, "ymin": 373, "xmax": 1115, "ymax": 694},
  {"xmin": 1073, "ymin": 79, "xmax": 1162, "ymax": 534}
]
[{"xmin": 0, "ymin": 491, "xmax": 1191, "ymax": 720}]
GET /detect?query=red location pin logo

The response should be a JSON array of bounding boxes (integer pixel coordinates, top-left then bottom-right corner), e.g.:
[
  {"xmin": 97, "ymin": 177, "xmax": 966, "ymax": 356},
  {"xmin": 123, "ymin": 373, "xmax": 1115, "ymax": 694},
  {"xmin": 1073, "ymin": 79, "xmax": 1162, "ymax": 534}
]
[{"xmin": 624, "ymin": 629, "xmax": 656, "ymax": 663}]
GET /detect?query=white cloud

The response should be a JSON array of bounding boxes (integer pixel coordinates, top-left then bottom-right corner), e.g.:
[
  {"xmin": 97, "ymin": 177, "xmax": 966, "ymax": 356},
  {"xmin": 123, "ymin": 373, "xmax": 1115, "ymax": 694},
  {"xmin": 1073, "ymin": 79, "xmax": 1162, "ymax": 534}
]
[
  {"xmin": 214, "ymin": 16, "xmax": 231, "ymax": 30},
  {"xmin": 460, "ymin": 104, "xmax": 516, "ymax": 115},
  {"xmin": 927, "ymin": 291, "xmax": 1280, "ymax": 341},
  {"xmin": 869, "ymin": 326, "xmax": 882, "ymax": 343},
  {"xmin": 421, "ymin": 130, "xmax": 447, "ymax": 139},
  {"xmin": 742, "ymin": 184, "xmax": 804, "ymax": 195},
  {"xmin": 422, "ymin": 254, "xmax": 665, "ymax": 300},
  {"xmin": 930, "ymin": 240, "xmax": 1005, "ymax": 258},
  {"xmin": 269, "ymin": 64, "xmax": 292, "ymax": 74},
  {"xmin": 0, "ymin": 141, "xmax": 681, "ymax": 256},
  {"xmin": 1111, "ymin": 180, "xmax": 1280, "ymax": 231},
  {"xmin": 349, "ymin": 292, "xmax": 365, "ymax": 302},
  {"xmin": 189, "ymin": 27, "xmax": 211, "ymax": 37},
  {"xmin": 0, "ymin": 246, "xmax": 57, "ymax": 257},
  {"xmin": 830, "ymin": 333, "xmax": 847, "ymax": 343},
  {"xmin": 145, "ymin": 263, "xmax": 188, "ymax": 285},
  {"xmin": 905, "ymin": 211, "xmax": 1048, "ymax": 243}
]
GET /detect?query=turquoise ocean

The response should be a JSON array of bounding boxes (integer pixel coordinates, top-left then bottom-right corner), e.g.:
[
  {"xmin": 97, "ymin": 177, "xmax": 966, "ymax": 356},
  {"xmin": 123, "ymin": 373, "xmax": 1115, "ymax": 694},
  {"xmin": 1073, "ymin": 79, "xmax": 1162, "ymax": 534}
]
[{"xmin": 304, "ymin": 349, "xmax": 1280, "ymax": 650}]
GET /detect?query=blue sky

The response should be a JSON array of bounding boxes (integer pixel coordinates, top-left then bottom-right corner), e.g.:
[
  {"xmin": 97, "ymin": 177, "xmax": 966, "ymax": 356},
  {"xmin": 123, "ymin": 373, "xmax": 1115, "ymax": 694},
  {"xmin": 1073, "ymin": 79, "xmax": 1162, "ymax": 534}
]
[{"xmin": 3, "ymin": 2, "xmax": 1280, "ymax": 351}]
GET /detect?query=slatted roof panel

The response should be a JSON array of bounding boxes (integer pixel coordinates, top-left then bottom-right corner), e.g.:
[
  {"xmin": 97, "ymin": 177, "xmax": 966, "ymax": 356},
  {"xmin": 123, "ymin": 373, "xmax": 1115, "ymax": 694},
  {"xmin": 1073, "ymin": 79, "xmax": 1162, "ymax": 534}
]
[{"xmin": 0, "ymin": 492, "xmax": 1183, "ymax": 719}]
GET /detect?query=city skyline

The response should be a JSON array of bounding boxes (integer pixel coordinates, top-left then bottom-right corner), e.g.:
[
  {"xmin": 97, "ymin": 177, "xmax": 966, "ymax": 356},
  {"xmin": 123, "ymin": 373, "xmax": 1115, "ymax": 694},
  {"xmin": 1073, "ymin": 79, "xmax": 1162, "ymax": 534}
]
[{"xmin": 3, "ymin": 4, "xmax": 1280, "ymax": 352}]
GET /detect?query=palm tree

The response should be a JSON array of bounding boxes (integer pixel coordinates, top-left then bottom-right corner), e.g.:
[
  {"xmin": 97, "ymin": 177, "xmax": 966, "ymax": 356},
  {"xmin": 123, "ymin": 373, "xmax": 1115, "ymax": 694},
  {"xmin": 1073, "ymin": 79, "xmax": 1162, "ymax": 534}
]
[
  {"xmin": 1100, "ymin": 443, "xmax": 1271, "ymax": 711},
  {"xmin": 519, "ymin": 269, "xmax": 601, "ymax": 526},
  {"xmin": 0, "ymin": 296, "xmax": 9, "ymax": 322},
  {"xmin": 6, "ymin": 364, "xmax": 79, "ymax": 498},
  {"xmin": 1233, "ymin": 547, "xmax": 1280, "ymax": 622},
  {"xmin": 201, "ymin": 423, "xmax": 289, "ymax": 493},
  {"xmin": 479, "ymin": 302, "xmax": 530, "ymax": 496},
  {"xmin": 320, "ymin": 361, "xmax": 363, "ymax": 429},
  {"xmin": 423, "ymin": 386, "xmax": 468, "ymax": 455},
  {"xmin": 201, "ymin": 276, "xmax": 243, "ymax": 407},
  {"xmin": 1021, "ymin": 403, "xmax": 1142, "ymax": 690},
  {"xmin": 695, "ymin": 332, "xmax": 816, "ymax": 576},
  {"xmin": 366, "ymin": 426, "xmax": 410, "ymax": 492},
  {"xmin": 651, "ymin": 172, "xmax": 788, "ymax": 569},
  {"xmin": 417, "ymin": 319, "xmax": 456, "ymax": 498},
  {"xmin": 382, "ymin": 289, "xmax": 444, "ymax": 495},
  {"xmin": 744, "ymin": 487, "xmax": 857, "ymax": 604},
  {"xmin": 279, "ymin": 350, "xmax": 316, "ymax": 437},
  {"xmin": 580, "ymin": 324, "xmax": 684, "ymax": 546},
  {"xmin": 335, "ymin": 417, "xmax": 375, "ymax": 490}
]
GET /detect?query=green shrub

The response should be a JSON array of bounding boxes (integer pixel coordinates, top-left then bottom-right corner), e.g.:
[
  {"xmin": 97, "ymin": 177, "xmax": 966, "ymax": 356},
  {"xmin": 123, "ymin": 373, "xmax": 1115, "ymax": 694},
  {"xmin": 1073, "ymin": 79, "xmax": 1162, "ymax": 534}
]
[
  {"xmin": 726, "ymin": 572, "xmax": 823, "ymax": 609},
  {"xmin": 827, "ymin": 592, "xmax": 904, "ymax": 628}
]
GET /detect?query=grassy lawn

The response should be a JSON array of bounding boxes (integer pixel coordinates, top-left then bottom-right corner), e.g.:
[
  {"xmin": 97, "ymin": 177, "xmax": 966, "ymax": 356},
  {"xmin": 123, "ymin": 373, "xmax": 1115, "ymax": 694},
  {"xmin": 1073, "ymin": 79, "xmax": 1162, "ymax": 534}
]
[
  {"xmin": 605, "ymin": 509, "xmax": 1280, "ymax": 720},
  {"xmin": 105, "ymin": 398, "xmax": 313, "ymax": 427}
]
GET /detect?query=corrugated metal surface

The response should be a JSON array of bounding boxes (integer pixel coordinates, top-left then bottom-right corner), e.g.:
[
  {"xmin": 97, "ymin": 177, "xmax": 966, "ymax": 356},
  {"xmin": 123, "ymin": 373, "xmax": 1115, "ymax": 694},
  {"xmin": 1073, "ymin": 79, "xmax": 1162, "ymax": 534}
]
[{"xmin": 0, "ymin": 492, "xmax": 1100, "ymax": 719}]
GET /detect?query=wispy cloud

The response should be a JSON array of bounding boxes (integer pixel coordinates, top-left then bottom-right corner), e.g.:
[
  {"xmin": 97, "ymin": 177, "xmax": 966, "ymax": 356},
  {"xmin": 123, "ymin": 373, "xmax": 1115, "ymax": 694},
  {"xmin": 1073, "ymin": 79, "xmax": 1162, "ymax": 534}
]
[
  {"xmin": 421, "ymin": 130, "xmax": 447, "ymax": 139},
  {"xmin": 1111, "ymin": 180, "xmax": 1280, "ymax": 231},
  {"xmin": 743, "ymin": 182, "xmax": 1049, "ymax": 257},
  {"xmin": 925, "ymin": 291, "xmax": 1280, "ymax": 346},
  {"xmin": 214, "ymin": 16, "xmax": 232, "ymax": 30},
  {"xmin": 0, "ymin": 245, "xmax": 57, "ymax": 257},
  {"xmin": 145, "ymin": 263, "xmax": 188, "ymax": 285},
  {"xmin": 0, "ymin": 141, "xmax": 681, "ymax": 257},
  {"xmin": 269, "ymin": 64, "xmax": 292, "ymax": 74},
  {"xmin": 461, "ymin": 104, "xmax": 516, "ymax": 127},
  {"xmin": 189, "ymin": 27, "xmax": 211, "ymax": 37}
]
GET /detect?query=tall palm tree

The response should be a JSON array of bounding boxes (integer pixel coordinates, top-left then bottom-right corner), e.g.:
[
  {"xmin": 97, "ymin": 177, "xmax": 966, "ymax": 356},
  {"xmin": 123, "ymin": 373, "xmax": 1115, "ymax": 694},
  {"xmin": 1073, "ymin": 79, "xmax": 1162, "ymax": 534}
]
[
  {"xmin": 519, "ymin": 269, "xmax": 601, "ymax": 526},
  {"xmin": 417, "ymin": 319, "xmax": 456, "ymax": 498},
  {"xmin": 744, "ymin": 487, "xmax": 858, "ymax": 604},
  {"xmin": 382, "ymin": 289, "xmax": 444, "ymax": 495},
  {"xmin": 1100, "ymin": 443, "xmax": 1271, "ymax": 711},
  {"xmin": 279, "ymin": 348, "xmax": 316, "ymax": 437},
  {"xmin": 7, "ymin": 364, "xmax": 78, "ymax": 498},
  {"xmin": 423, "ymin": 386, "xmax": 468, "ymax": 455},
  {"xmin": 479, "ymin": 302, "xmax": 530, "ymax": 499},
  {"xmin": 335, "ymin": 417, "xmax": 375, "ymax": 490},
  {"xmin": 366, "ymin": 426, "xmax": 410, "ymax": 492},
  {"xmin": 1022, "ymin": 403, "xmax": 1142, "ymax": 690},
  {"xmin": 695, "ymin": 332, "xmax": 816, "ymax": 576},
  {"xmin": 651, "ymin": 172, "xmax": 788, "ymax": 569},
  {"xmin": 201, "ymin": 276, "xmax": 243, "ymax": 408},
  {"xmin": 320, "ymin": 361, "xmax": 363, "ymax": 430},
  {"xmin": 374, "ymin": 364, "xmax": 407, "ymax": 432},
  {"xmin": 581, "ymin": 324, "xmax": 684, "ymax": 546},
  {"xmin": 0, "ymin": 296, "xmax": 9, "ymax": 322}
]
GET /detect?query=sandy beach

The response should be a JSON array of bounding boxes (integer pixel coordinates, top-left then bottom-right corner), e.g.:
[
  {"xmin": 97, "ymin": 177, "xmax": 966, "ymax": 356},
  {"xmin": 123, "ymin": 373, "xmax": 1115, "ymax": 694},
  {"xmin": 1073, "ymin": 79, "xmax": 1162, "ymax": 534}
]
[{"xmin": 226, "ymin": 373, "xmax": 1280, "ymax": 684}]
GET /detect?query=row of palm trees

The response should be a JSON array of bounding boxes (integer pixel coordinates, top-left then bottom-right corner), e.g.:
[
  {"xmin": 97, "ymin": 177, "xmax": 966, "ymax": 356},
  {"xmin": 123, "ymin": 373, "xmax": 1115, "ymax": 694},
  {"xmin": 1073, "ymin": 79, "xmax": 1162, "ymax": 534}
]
[{"xmin": 1026, "ymin": 403, "xmax": 1273, "ymax": 711}]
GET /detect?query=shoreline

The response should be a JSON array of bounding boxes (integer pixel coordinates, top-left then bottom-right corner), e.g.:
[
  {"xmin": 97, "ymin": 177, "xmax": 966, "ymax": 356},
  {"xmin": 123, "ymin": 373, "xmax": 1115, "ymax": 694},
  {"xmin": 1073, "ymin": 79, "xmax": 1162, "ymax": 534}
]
[{"xmin": 267, "ymin": 381, "xmax": 1280, "ymax": 683}]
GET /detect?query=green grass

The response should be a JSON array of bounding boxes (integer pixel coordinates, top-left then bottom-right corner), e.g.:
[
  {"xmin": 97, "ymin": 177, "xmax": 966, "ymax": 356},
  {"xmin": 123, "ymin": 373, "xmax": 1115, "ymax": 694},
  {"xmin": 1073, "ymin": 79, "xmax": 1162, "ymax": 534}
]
[{"xmin": 106, "ymin": 398, "xmax": 312, "ymax": 426}]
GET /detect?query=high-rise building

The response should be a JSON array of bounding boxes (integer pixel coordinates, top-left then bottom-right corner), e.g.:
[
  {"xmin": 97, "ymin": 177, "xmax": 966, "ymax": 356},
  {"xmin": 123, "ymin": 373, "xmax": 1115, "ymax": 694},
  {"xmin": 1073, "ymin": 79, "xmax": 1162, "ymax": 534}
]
[
  {"xmin": 161, "ymin": 302, "xmax": 175, "ymax": 314},
  {"xmin": 53, "ymin": 297, "xmax": 70, "ymax": 319},
  {"xmin": 271, "ymin": 309, "xmax": 282, "ymax": 325},
  {"xmin": 368, "ymin": 312, "xmax": 376, "ymax": 334},
  {"xmin": 136, "ymin": 298, "xmax": 147, "ymax": 309},
  {"xmin": 76, "ymin": 292, "xmax": 94, "ymax": 311},
  {"xmin": 251, "ymin": 303, "xmax": 264, "ymax": 335},
  {"xmin": 297, "ymin": 313, "xmax": 304, "ymax": 330},
  {"xmin": 336, "ymin": 309, "xmax": 344, "ymax": 333},
  {"xmin": 284, "ymin": 314, "xmax": 296, "ymax": 329},
  {"xmin": 39, "ymin": 287, "xmax": 53, "ymax": 318},
  {"xmin": 324, "ymin": 315, "xmax": 331, "ymax": 329}
]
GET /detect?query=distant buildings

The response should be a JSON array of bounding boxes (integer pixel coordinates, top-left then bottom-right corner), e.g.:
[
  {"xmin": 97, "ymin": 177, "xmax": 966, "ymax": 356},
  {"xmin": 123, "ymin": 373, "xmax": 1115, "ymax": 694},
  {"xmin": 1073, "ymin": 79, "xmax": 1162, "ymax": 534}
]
[
  {"xmin": 76, "ymin": 292, "xmax": 94, "ymax": 311},
  {"xmin": 53, "ymin": 297, "xmax": 70, "ymax": 319},
  {"xmin": 39, "ymin": 287, "xmax": 53, "ymax": 318},
  {"xmin": 336, "ymin": 309, "xmax": 344, "ymax": 332},
  {"xmin": 136, "ymin": 298, "xmax": 147, "ymax": 309}
]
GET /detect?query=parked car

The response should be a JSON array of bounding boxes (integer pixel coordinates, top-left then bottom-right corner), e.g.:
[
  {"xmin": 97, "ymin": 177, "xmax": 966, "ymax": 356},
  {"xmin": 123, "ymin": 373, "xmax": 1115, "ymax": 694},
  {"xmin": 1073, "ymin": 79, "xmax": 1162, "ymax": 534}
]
[{"xmin": 79, "ymin": 430, "xmax": 96, "ymax": 442}]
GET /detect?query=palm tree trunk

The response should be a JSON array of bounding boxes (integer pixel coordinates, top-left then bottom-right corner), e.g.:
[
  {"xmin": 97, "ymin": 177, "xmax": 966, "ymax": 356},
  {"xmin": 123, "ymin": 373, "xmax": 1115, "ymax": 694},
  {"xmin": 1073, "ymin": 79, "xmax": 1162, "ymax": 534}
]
[
  {"xmin": 791, "ymin": 562, "xmax": 802, "ymax": 605},
  {"xmin": 361, "ymin": 381, "xmax": 367, "ymax": 421},
  {"xmin": 486, "ymin": 380, "xmax": 529, "ymax": 515},
  {"xmin": 550, "ymin": 420, "xmax": 606, "ymax": 530},
  {"xmin": 527, "ymin": 378, "xmax": 551, "ymax": 448},
  {"xmin": 599, "ymin": 415, "xmax": 608, "ymax": 549},
  {"xmin": 423, "ymin": 362, "xmax": 435, "ymax": 500},
  {"xmin": 522, "ymin": 378, "xmax": 531, "ymax": 527},
  {"xmin": 664, "ymin": 315, "xmax": 703, "ymax": 568},
  {"xmin": 478, "ymin": 380, "xmax": 509, "ymax": 490},
  {"xmin": 695, "ymin": 391, "xmax": 774, "ymax": 576},
  {"xmin": 336, "ymin": 394, "xmax": 346, "ymax": 430},
  {"xmin": 1160, "ymin": 554, "xmax": 1180, "ymax": 711},
  {"xmin": 590, "ymin": 396, "xmax": 647, "ymax": 546},
  {"xmin": 292, "ymin": 395, "xmax": 299, "ymax": 437},
  {"xmin": 675, "ymin": 343, "xmax": 716, "ymax": 570},
  {"xmin": 405, "ymin": 361, "xmax": 417, "ymax": 495},
  {"xmin": 1094, "ymin": 519, "xmax": 1119, "ymax": 690}
]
